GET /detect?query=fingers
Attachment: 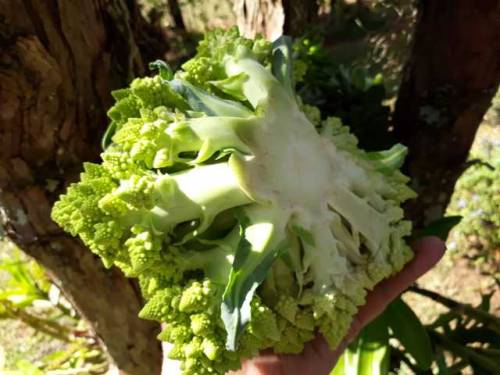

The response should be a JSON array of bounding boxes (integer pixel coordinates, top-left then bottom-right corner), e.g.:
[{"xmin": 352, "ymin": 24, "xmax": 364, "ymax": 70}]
[
  {"xmin": 310, "ymin": 236, "xmax": 446, "ymax": 372},
  {"xmin": 233, "ymin": 356, "xmax": 285, "ymax": 375},
  {"xmin": 347, "ymin": 236, "xmax": 446, "ymax": 341}
]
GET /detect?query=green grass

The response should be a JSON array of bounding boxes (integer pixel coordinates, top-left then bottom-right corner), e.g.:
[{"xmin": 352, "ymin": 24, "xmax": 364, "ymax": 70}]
[
  {"xmin": 0, "ymin": 241, "xmax": 64, "ymax": 370},
  {"xmin": 0, "ymin": 241, "xmax": 107, "ymax": 373},
  {"xmin": 0, "ymin": 319, "xmax": 66, "ymax": 370}
]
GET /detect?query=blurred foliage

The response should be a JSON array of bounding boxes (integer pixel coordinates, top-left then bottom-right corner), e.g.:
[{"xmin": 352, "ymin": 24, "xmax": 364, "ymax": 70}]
[
  {"xmin": 0, "ymin": 242, "xmax": 107, "ymax": 373},
  {"xmin": 294, "ymin": 36, "xmax": 394, "ymax": 151},
  {"xmin": 332, "ymin": 290, "xmax": 500, "ymax": 375},
  {"xmin": 141, "ymin": 0, "xmax": 235, "ymax": 33},
  {"xmin": 291, "ymin": 0, "xmax": 417, "ymax": 150},
  {"xmin": 447, "ymin": 99, "xmax": 499, "ymax": 280},
  {"xmin": 324, "ymin": 0, "xmax": 416, "ymax": 96},
  {"xmin": 414, "ymin": 287, "xmax": 500, "ymax": 374}
]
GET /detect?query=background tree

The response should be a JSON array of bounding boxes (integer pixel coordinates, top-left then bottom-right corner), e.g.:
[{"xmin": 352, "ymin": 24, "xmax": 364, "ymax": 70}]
[
  {"xmin": 394, "ymin": 0, "xmax": 500, "ymax": 227},
  {"xmin": 0, "ymin": 1, "xmax": 165, "ymax": 373},
  {"xmin": 168, "ymin": 0, "xmax": 186, "ymax": 29},
  {"xmin": 234, "ymin": 0, "xmax": 320, "ymax": 39}
]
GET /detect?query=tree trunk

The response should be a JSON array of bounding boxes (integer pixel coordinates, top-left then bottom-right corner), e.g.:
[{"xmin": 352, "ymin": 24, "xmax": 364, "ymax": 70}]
[
  {"xmin": 168, "ymin": 0, "xmax": 185, "ymax": 30},
  {"xmin": 0, "ymin": 1, "xmax": 165, "ymax": 373},
  {"xmin": 234, "ymin": 0, "xmax": 285, "ymax": 40},
  {"xmin": 234, "ymin": 0, "xmax": 319, "ymax": 40},
  {"xmin": 393, "ymin": 0, "xmax": 500, "ymax": 227},
  {"xmin": 283, "ymin": 0, "xmax": 319, "ymax": 37}
]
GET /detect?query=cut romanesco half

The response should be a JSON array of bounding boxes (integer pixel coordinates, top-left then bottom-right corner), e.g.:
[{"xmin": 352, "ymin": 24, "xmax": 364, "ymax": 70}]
[{"xmin": 52, "ymin": 27, "xmax": 415, "ymax": 374}]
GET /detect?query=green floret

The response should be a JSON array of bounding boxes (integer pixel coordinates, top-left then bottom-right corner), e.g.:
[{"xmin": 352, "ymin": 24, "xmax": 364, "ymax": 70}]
[
  {"xmin": 52, "ymin": 28, "xmax": 416, "ymax": 375},
  {"xmin": 104, "ymin": 77, "xmax": 189, "ymax": 150},
  {"xmin": 190, "ymin": 313, "xmax": 212, "ymax": 335},
  {"xmin": 179, "ymin": 280, "xmax": 217, "ymax": 313},
  {"xmin": 141, "ymin": 279, "xmax": 245, "ymax": 374},
  {"xmin": 51, "ymin": 163, "xmax": 126, "ymax": 266},
  {"xmin": 181, "ymin": 27, "xmax": 272, "ymax": 90},
  {"xmin": 246, "ymin": 298, "xmax": 281, "ymax": 342},
  {"xmin": 130, "ymin": 76, "xmax": 189, "ymax": 112},
  {"xmin": 125, "ymin": 225, "xmax": 162, "ymax": 275},
  {"xmin": 107, "ymin": 88, "xmax": 141, "ymax": 129}
]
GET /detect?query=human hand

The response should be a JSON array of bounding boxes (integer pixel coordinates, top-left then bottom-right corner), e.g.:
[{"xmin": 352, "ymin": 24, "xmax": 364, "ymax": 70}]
[{"xmin": 229, "ymin": 236, "xmax": 446, "ymax": 375}]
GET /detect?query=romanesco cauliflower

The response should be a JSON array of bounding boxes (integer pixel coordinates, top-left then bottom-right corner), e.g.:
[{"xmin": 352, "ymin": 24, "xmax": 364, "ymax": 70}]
[{"xmin": 52, "ymin": 27, "xmax": 415, "ymax": 374}]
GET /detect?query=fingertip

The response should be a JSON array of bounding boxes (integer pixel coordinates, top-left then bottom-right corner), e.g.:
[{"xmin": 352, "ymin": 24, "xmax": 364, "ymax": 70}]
[
  {"xmin": 386, "ymin": 235, "xmax": 446, "ymax": 292},
  {"xmin": 412, "ymin": 235, "xmax": 446, "ymax": 251},
  {"xmin": 411, "ymin": 235, "xmax": 446, "ymax": 268}
]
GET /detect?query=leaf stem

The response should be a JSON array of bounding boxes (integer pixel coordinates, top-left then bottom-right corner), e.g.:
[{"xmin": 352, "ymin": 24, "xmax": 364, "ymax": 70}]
[{"xmin": 408, "ymin": 286, "xmax": 500, "ymax": 332}]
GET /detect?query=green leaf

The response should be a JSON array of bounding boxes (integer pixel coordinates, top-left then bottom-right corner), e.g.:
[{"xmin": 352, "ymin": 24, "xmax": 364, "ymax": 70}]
[
  {"xmin": 386, "ymin": 297, "xmax": 433, "ymax": 370},
  {"xmin": 0, "ymin": 258, "xmax": 45, "ymax": 299},
  {"xmin": 365, "ymin": 144, "xmax": 408, "ymax": 172},
  {"xmin": 149, "ymin": 59, "xmax": 174, "ymax": 81},
  {"xmin": 291, "ymin": 225, "xmax": 315, "ymax": 247},
  {"xmin": 416, "ymin": 216, "xmax": 463, "ymax": 240},
  {"xmin": 351, "ymin": 67, "xmax": 368, "ymax": 91},
  {"xmin": 209, "ymin": 73, "xmax": 248, "ymax": 101},
  {"xmin": 428, "ymin": 310, "xmax": 460, "ymax": 330},
  {"xmin": 101, "ymin": 121, "xmax": 117, "ymax": 150},
  {"xmin": 0, "ymin": 292, "xmax": 38, "ymax": 308},
  {"xmin": 436, "ymin": 354, "xmax": 450, "ymax": 375},
  {"xmin": 272, "ymin": 35, "xmax": 294, "ymax": 96},
  {"xmin": 478, "ymin": 291, "xmax": 494, "ymax": 312},
  {"xmin": 343, "ymin": 313, "xmax": 390, "ymax": 375},
  {"xmin": 221, "ymin": 207, "xmax": 285, "ymax": 350},
  {"xmin": 15, "ymin": 360, "xmax": 44, "ymax": 375},
  {"xmin": 40, "ymin": 348, "xmax": 75, "ymax": 368},
  {"xmin": 170, "ymin": 79, "xmax": 253, "ymax": 118},
  {"xmin": 331, "ymin": 353, "xmax": 345, "ymax": 375}
]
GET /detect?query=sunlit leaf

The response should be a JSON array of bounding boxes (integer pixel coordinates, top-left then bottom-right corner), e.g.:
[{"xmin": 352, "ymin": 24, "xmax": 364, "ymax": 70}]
[
  {"xmin": 341, "ymin": 313, "xmax": 390, "ymax": 375},
  {"xmin": 416, "ymin": 216, "xmax": 462, "ymax": 240},
  {"xmin": 386, "ymin": 297, "xmax": 433, "ymax": 370}
]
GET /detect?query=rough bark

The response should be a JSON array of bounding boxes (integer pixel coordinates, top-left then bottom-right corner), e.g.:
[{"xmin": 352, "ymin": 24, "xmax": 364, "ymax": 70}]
[
  {"xmin": 234, "ymin": 0, "xmax": 285, "ymax": 40},
  {"xmin": 393, "ymin": 0, "xmax": 500, "ymax": 227},
  {"xmin": 0, "ymin": 1, "xmax": 164, "ymax": 373},
  {"xmin": 234, "ymin": 0, "xmax": 319, "ymax": 40}
]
